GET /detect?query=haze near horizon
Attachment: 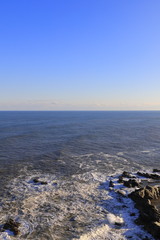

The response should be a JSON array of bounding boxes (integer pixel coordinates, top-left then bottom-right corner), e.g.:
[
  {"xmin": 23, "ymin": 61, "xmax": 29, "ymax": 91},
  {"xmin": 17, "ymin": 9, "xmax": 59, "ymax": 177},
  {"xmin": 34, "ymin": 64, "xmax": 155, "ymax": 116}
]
[{"xmin": 0, "ymin": 0, "xmax": 160, "ymax": 111}]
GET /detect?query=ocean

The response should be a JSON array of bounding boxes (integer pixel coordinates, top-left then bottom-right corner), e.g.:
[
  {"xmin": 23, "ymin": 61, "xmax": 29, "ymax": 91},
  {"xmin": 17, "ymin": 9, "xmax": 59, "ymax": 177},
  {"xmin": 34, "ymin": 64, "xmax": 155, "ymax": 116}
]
[{"xmin": 0, "ymin": 111, "xmax": 160, "ymax": 240}]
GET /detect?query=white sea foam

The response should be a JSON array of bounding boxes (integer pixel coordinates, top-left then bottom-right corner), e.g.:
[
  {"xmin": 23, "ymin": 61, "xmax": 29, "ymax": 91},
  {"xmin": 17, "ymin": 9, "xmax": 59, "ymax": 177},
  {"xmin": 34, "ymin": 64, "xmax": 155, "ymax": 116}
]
[
  {"xmin": 106, "ymin": 213, "xmax": 124, "ymax": 225},
  {"xmin": 0, "ymin": 232, "xmax": 12, "ymax": 240},
  {"xmin": 76, "ymin": 224, "xmax": 126, "ymax": 240},
  {"xmin": 141, "ymin": 150, "xmax": 151, "ymax": 153},
  {"xmin": 0, "ymin": 169, "xmax": 156, "ymax": 239},
  {"xmin": 117, "ymin": 152, "xmax": 124, "ymax": 156}
]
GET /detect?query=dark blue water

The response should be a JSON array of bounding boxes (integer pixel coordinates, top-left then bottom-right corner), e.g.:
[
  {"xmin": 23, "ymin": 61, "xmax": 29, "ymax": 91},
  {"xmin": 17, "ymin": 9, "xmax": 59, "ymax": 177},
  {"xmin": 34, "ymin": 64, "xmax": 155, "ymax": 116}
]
[
  {"xmin": 1, "ymin": 111, "xmax": 160, "ymax": 175},
  {"xmin": 0, "ymin": 111, "xmax": 160, "ymax": 239}
]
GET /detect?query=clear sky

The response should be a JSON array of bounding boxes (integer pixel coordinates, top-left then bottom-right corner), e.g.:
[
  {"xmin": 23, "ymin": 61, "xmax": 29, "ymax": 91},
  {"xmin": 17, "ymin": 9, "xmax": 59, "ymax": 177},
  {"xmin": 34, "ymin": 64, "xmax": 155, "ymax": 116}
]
[{"xmin": 0, "ymin": 0, "xmax": 160, "ymax": 110}]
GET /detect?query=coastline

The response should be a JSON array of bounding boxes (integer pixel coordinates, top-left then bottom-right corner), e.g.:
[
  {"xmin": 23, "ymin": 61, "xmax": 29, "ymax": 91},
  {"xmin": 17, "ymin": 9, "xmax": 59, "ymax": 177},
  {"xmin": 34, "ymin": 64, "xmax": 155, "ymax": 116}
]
[{"xmin": 0, "ymin": 168, "xmax": 159, "ymax": 239}]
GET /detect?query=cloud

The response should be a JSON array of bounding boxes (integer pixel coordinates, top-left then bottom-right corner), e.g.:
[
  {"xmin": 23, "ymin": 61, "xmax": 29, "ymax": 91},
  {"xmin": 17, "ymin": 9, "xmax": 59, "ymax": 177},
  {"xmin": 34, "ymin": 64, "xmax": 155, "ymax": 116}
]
[{"xmin": 0, "ymin": 99, "xmax": 160, "ymax": 111}]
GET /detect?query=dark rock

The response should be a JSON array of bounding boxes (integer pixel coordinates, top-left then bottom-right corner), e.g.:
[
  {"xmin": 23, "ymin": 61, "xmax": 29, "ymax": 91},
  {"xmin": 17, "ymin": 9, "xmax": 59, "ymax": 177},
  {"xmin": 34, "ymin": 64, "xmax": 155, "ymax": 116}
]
[
  {"xmin": 115, "ymin": 221, "xmax": 123, "ymax": 226},
  {"xmin": 130, "ymin": 213, "xmax": 136, "ymax": 216},
  {"xmin": 153, "ymin": 169, "xmax": 160, "ymax": 173},
  {"xmin": 118, "ymin": 176, "xmax": 124, "ymax": 183},
  {"xmin": 134, "ymin": 217, "xmax": 144, "ymax": 225},
  {"xmin": 2, "ymin": 218, "xmax": 20, "ymax": 236},
  {"xmin": 109, "ymin": 180, "xmax": 114, "ymax": 188},
  {"xmin": 137, "ymin": 172, "xmax": 160, "ymax": 180},
  {"xmin": 123, "ymin": 179, "xmax": 141, "ymax": 188},
  {"xmin": 142, "ymin": 237, "xmax": 151, "ymax": 240},
  {"xmin": 129, "ymin": 185, "xmax": 160, "ymax": 239},
  {"xmin": 121, "ymin": 171, "xmax": 132, "ymax": 178},
  {"xmin": 129, "ymin": 186, "xmax": 160, "ymax": 221},
  {"xmin": 149, "ymin": 221, "xmax": 160, "ymax": 239},
  {"xmin": 32, "ymin": 178, "xmax": 47, "ymax": 185}
]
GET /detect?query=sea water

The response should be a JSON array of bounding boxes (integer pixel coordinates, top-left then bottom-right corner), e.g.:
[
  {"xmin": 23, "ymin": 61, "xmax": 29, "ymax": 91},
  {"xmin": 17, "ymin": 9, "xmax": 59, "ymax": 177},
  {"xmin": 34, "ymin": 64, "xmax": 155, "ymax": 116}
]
[{"xmin": 0, "ymin": 111, "xmax": 160, "ymax": 239}]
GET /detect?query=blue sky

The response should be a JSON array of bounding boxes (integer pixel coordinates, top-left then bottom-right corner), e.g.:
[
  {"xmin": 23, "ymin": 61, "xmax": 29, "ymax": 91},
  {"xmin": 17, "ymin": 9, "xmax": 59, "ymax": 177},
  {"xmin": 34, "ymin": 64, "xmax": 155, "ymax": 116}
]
[{"xmin": 0, "ymin": 0, "xmax": 160, "ymax": 110}]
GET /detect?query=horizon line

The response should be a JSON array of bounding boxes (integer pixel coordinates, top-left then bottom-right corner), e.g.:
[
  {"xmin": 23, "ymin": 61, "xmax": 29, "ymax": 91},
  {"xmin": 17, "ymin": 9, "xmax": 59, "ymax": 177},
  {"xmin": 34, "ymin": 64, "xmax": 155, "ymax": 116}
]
[{"xmin": 1, "ymin": 110, "xmax": 160, "ymax": 112}]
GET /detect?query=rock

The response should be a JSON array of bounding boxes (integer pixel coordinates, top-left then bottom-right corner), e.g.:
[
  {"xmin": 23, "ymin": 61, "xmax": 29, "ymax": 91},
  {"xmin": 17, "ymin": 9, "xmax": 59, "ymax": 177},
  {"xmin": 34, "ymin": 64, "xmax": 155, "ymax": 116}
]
[
  {"xmin": 115, "ymin": 171, "xmax": 160, "ymax": 239},
  {"xmin": 153, "ymin": 169, "xmax": 160, "ymax": 173},
  {"xmin": 130, "ymin": 212, "xmax": 136, "ymax": 216},
  {"xmin": 115, "ymin": 221, "xmax": 123, "ymax": 226},
  {"xmin": 129, "ymin": 185, "xmax": 160, "ymax": 239},
  {"xmin": 118, "ymin": 176, "xmax": 124, "ymax": 183},
  {"xmin": 150, "ymin": 221, "xmax": 160, "ymax": 239},
  {"xmin": 137, "ymin": 172, "xmax": 160, "ymax": 180},
  {"xmin": 32, "ymin": 178, "xmax": 47, "ymax": 185},
  {"xmin": 123, "ymin": 179, "xmax": 141, "ymax": 188},
  {"xmin": 118, "ymin": 171, "xmax": 133, "ymax": 183},
  {"xmin": 142, "ymin": 237, "xmax": 150, "ymax": 240},
  {"xmin": 141, "ymin": 221, "xmax": 160, "ymax": 240},
  {"xmin": 1, "ymin": 218, "xmax": 20, "ymax": 236},
  {"xmin": 109, "ymin": 180, "xmax": 114, "ymax": 188},
  {"xmin": 145, "ymin": 185, "xmax": 160, "ymax": 199},
  {"xmin": 121, "ymin": 171, "xmax": 132, "ymax": 178}
]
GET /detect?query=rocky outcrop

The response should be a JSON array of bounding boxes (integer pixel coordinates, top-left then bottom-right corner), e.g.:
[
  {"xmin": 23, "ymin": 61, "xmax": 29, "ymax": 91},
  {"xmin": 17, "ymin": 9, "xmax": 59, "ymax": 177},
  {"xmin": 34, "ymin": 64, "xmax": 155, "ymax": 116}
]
[
  {"xmin": 137, "ymin": 172, "xmax": 160, "ymax": 180},
  {"xmin": 129, "ymin": 185, "xmax": 160, "ymax": 239},
  {"xmin": 110, "ymin": 170, "xmax": 160, "ymax": 239},
  {"xmin": 117, "ymin": 171, "xmax": 141, "ymax": 188},
  {"xmin": 123, "ymin": 179, "xmax": 141, "ymax": 188}
]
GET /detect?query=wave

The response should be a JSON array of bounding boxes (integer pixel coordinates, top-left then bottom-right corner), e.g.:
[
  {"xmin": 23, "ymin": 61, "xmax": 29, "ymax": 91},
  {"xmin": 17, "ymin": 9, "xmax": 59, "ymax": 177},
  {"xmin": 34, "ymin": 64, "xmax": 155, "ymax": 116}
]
[{"xmin": 0, "ymin": 167, "xmax": 155, "ymax": 240}]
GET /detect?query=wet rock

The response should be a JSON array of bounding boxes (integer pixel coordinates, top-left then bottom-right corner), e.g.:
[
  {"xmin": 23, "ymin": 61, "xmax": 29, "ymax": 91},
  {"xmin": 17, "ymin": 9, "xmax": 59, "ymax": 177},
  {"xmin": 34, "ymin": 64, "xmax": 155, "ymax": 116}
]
[
  {"xmin": 115, "ymin": 221, "xmax": 123, "ymax": 226},
  {"xmin": 1, "ymin": 218, "xmax": 20, "ymax": 236},
  {"xmin": 121, "ymin": 171, "xmax": 132, "ymax": 178},
  {"xmin": 139, "ymin": 220, "xmax": 160, "ymax": 240},
  {"xmin": 137, "ymin": 172, "xmax": 160, "ymax": 180},
  {"xmin": 153, "ymin": 169, "xmax": 160, "ymax": 173},
  {"xmin": 149, "ymin": 221, "xmax": 160, "ymax": 239},
  {"xmin": 130, "ymin": 212, "xmax": 136, "ymax": 216},
  {"xmin": 109, "ymin": 180, "xmax": 114, "ymax": 188},
  {"xmin": 118, "ymin": 175, "xmax": 124, "ymax": 183},
  {"xmin": 32, "ymin": 178, "xmax": 47, "ymax": 185},
  {"xmin": 123, "ymin": 179, "xmax": 141, "ymax": 188},
  {"xmin": 142, "ymin": 237, "xmax": 151, "ymax": 240}
]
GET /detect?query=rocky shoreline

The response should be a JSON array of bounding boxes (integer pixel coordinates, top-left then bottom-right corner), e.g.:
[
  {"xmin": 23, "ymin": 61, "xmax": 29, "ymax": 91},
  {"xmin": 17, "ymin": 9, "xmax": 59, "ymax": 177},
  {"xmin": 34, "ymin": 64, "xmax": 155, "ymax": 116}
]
[
  {"xmin": 108, "ymin": 170, "xmax": 160, "ymax": 240},
  {"xmin": 1, "ymin": 170, "xmax": 160, "ymax": 239}
]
